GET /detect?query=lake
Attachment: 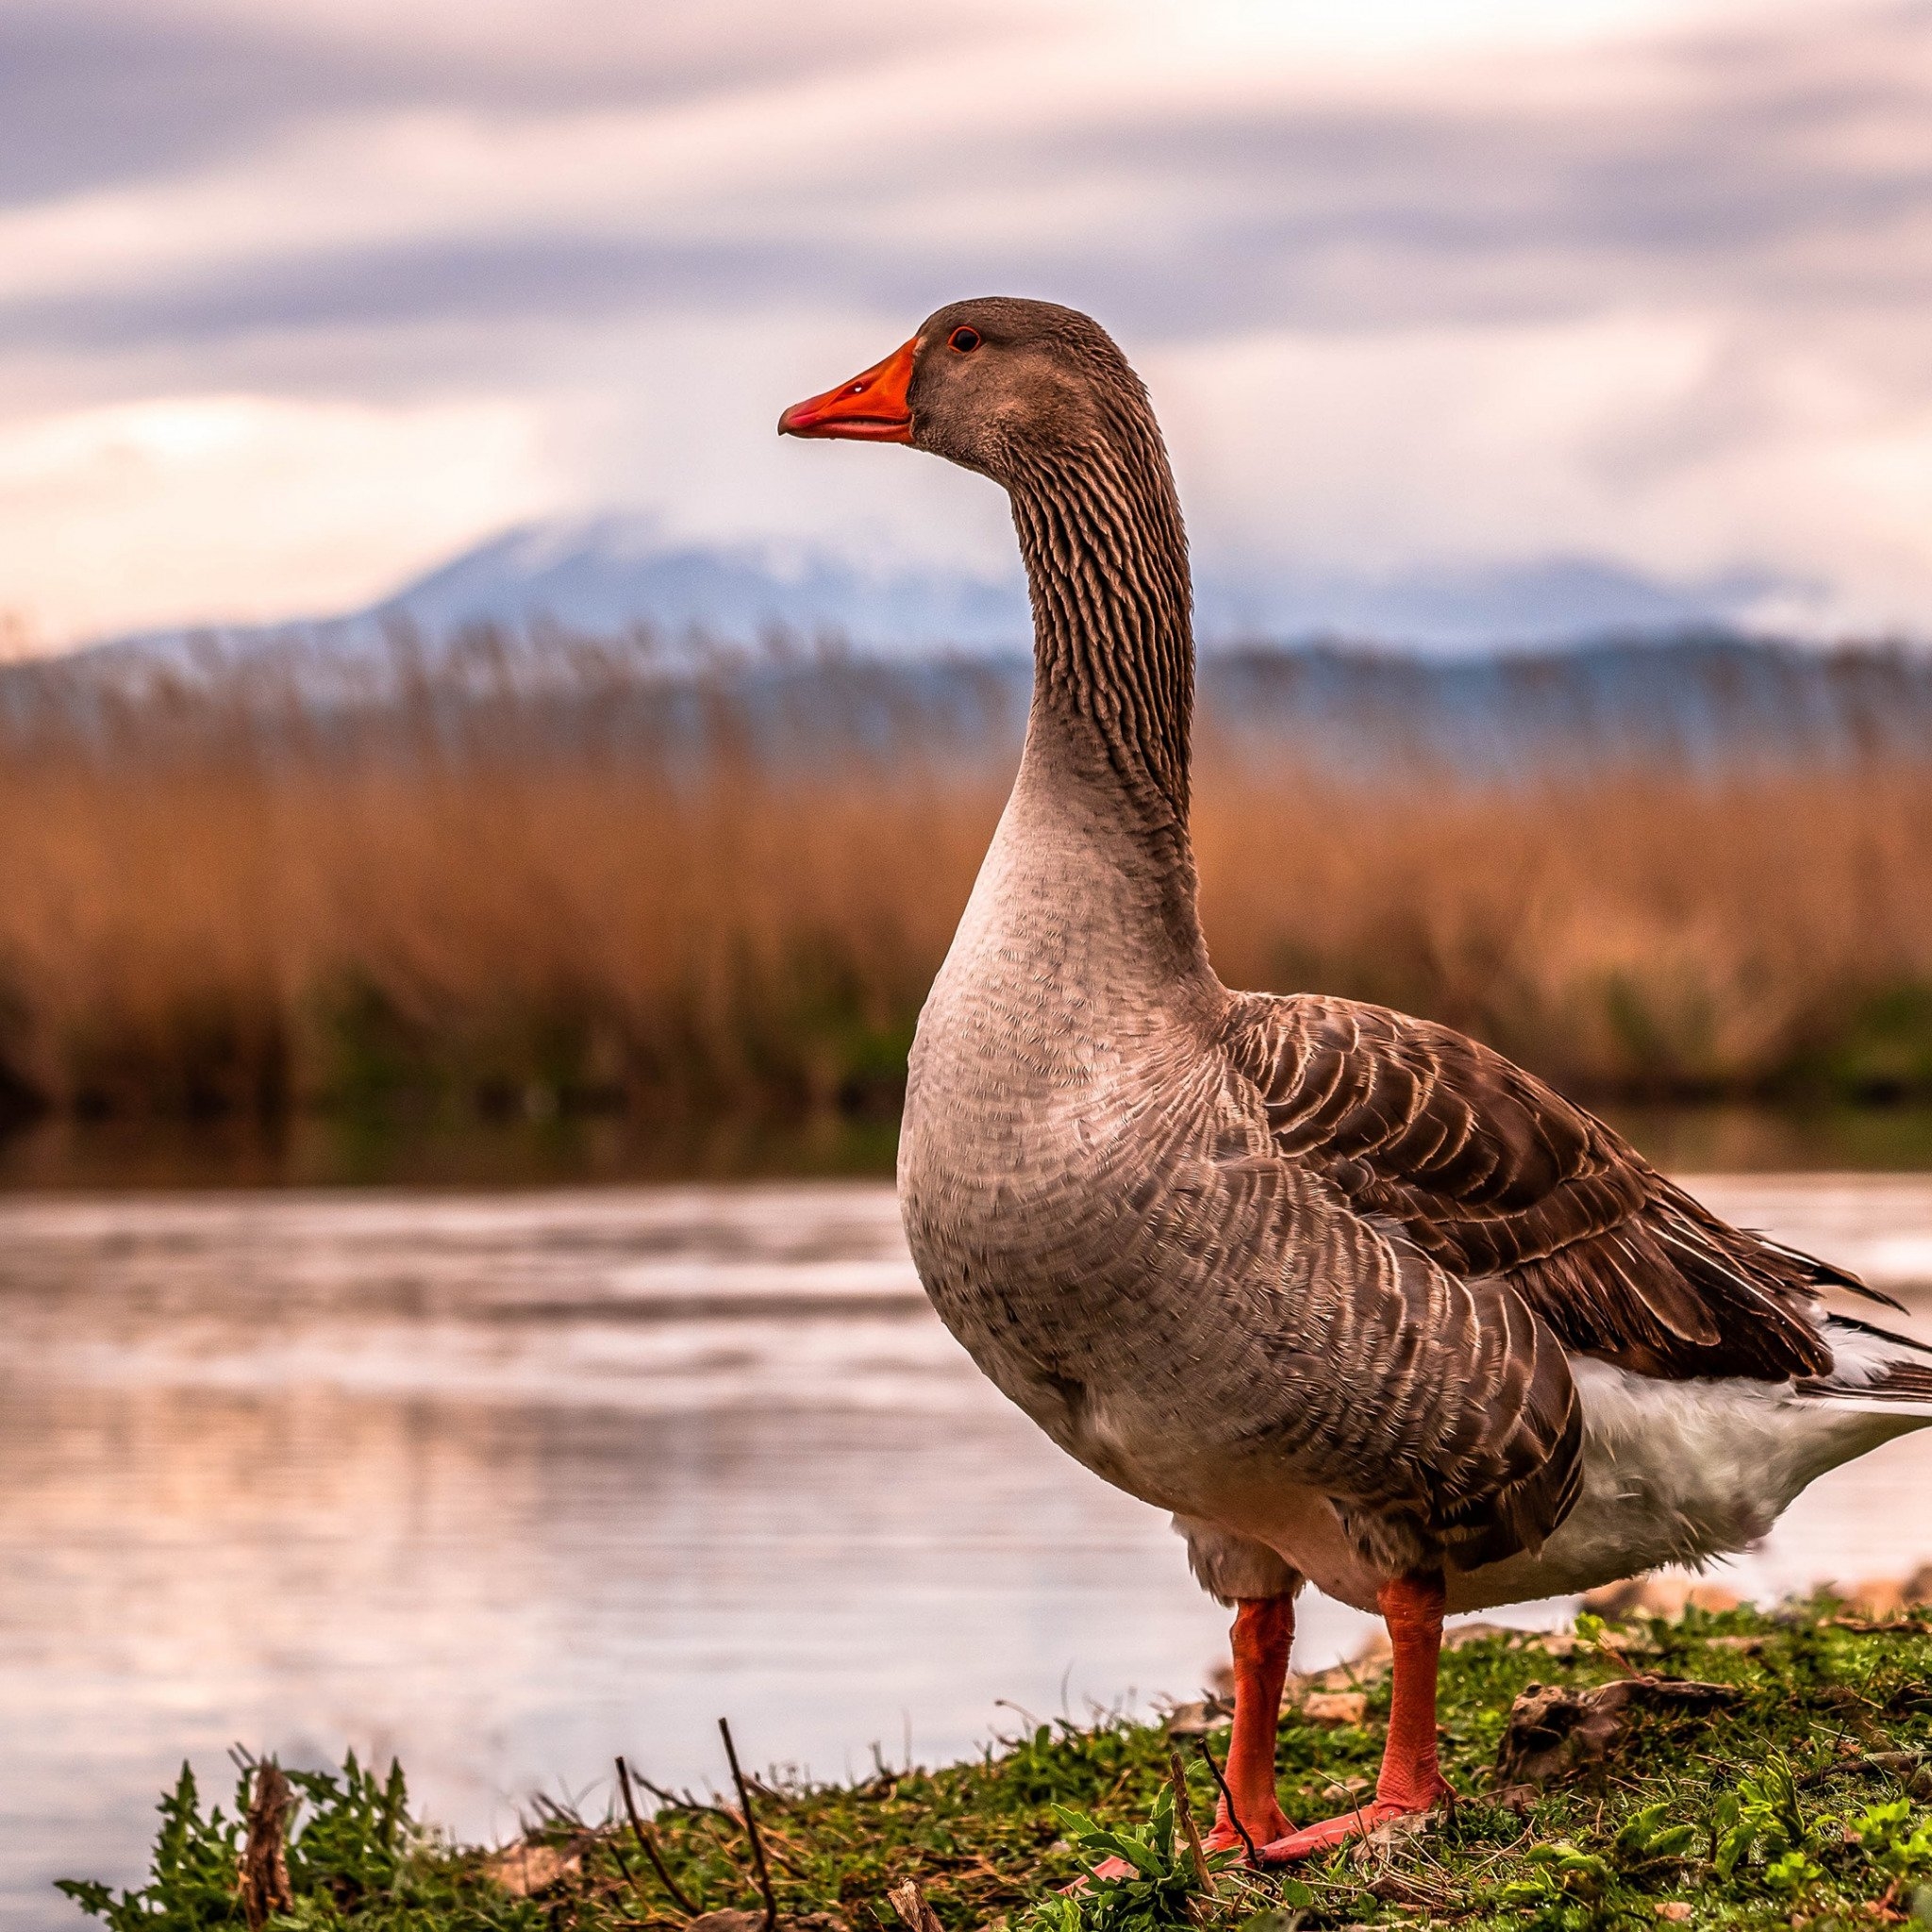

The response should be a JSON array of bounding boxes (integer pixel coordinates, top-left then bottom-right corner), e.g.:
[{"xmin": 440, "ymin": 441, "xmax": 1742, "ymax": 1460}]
[{"xmin": 4, "ymin": 1172, "xmax": 1932, "ymax": 1924}]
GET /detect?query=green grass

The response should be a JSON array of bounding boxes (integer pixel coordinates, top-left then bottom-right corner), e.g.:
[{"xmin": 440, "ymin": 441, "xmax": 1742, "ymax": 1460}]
[{"xmin": 62, "ymin": 1600, "xmax": 1932, "ymax": 1930}]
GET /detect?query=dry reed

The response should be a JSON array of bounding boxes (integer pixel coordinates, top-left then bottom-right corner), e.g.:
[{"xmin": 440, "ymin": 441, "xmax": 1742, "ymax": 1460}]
[{"xmin": 0, "ymin": 638, "xmax": 1927, "ymax": 1124}]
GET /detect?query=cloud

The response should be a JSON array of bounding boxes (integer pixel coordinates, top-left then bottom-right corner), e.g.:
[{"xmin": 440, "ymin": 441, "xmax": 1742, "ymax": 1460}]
[
  {"xmin": 0, "ymin": 392, "xmax": 552, "ymax": 641},
  {"xmin": 12, "ymin": 1, "xmax": 1932, "ymax": 353},
  {"xmin": 0, "ymin": 0, "xmax": 1002, "ymax": 207},
  {"xmin": 2, "ymin": 0, "xmax": 1932, "ymax": 642}
]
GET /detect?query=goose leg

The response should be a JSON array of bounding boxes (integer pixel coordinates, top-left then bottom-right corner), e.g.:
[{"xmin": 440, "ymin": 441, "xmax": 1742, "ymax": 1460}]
[
  {"xmin": 1085, "ymin": 1593, "xmax": 1294, "ymax": 1882},
  {"xmin": 1256, "ymin": 1572, "xmax": 1451, "ymax": 1862},
  {"xmin": 1202, "ymin": 1594, "xmax": 1294, "ymax": 1852}
]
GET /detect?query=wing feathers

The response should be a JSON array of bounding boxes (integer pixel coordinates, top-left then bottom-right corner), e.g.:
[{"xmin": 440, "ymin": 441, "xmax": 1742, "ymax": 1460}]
[
  {"xmin": 1226, "ymin": 991, "xmax": 1863, "ymax": 1384},
  {"xmin": 1217, "ymin": 990, "xmax": 1898, "ymax": 1574}
]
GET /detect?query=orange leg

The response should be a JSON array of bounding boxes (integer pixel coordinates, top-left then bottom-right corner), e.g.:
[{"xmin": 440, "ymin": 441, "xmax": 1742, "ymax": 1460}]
[
  {"xmin": 1202, "ymin": 1595, "xmax": 1294, "ymax": 1853},
  {"xmin": 1087, "ymin": 1593, "xmax": 1295, "ymax": 1883},
  {"xmin": 1257, "ymin": 1572, "xmax": 1452, "ymax": 1862}
]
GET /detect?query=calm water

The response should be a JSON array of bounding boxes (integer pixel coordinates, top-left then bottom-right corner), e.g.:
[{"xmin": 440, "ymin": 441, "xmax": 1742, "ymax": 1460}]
[{"xmin": 4, "ymin": 1174, "xmax": 1932, "ymax": 1925}]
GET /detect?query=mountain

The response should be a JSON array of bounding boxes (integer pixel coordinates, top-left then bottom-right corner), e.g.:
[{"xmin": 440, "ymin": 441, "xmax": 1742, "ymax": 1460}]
[
  {"xmin": 368, "ymin": 519, "xmax": 1032, "ymax": 652},
  {"xmin": 32, "ymin": 525, "xmax": 1932, "ymax": 775},
  {"xmin": 81, "ymin": 514, "xmax": 1803, "ymax": 663},
  {"xmin": 368, "ymin": 519, "xmax": 1789, "ymax": 654}
]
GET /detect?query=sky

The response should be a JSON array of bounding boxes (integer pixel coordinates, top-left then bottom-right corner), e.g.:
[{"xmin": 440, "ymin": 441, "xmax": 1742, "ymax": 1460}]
[{"xmin": 1, "ymin": 0, "xmax": 1931, "ymax": 648}]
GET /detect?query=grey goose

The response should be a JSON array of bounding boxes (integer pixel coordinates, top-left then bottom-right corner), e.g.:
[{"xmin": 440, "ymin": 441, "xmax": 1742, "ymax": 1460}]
[{"xmin": 778, "ymin": 298, "xmax": 1932, "ymax": 1860}]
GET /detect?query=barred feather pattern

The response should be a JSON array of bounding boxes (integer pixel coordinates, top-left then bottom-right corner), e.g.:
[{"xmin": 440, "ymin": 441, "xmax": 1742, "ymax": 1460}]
[
  {"xmin": 1221, "ymin": 991, "xmax": 1887, "ymax": 1381},
  {"xmin": 890, "ymin": 296, "xmax": 1895, "ymax": 1593},
  {"xmin": 1006, "ymin": 436, "xmax": 1194, "ymax": 826}
]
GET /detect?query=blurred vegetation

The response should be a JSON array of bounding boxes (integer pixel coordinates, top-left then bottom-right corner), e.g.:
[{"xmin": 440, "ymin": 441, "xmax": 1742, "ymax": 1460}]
[
  {"xmin": 62, "ymin": 1599, "xmax": 1932, "ymax": 1929},
  {"xmin": 0, "ymin": 628, "xmax": 1930, "ymax": 1141}
]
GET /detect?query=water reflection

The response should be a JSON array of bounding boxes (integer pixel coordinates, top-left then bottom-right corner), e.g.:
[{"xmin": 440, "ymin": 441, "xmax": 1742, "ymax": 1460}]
[
  {"xmin": 4, "ymin": 1103, "xmax": 1932, "ymax": 1193},
  {"xmin": 2, "ymin": 1176, "xmax": 1930, "ymax": 1925}
]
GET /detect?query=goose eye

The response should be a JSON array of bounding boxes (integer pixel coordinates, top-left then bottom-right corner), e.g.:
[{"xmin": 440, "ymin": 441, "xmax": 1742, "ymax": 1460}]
[{"xmin": 948, "ymin": 325, "xmax": 982, "ymax": 353}]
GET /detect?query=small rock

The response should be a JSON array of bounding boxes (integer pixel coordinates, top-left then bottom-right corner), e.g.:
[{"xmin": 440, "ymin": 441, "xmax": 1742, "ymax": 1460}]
[
  {"xmin": 1299, "ymin": 1690, "xmax": 1370, "ymax": 1725},
  {"xmin": 1654, "ymin": 1904, "xmax": 1693, "ymax": 1922},
  {"xmin": 483, "ymin": 1842, "xmax": 582, "ymax": 1898},
  {"xmin": 1906, "ymin": 1565, "xmax": 1932, "ymax": 1607}
]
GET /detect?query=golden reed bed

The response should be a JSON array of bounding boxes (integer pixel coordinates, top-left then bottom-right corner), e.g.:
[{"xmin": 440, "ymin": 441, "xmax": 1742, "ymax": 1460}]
[{"xmin": 0, "ymin": 638, "xmax": 1926, "ymax": 1123}]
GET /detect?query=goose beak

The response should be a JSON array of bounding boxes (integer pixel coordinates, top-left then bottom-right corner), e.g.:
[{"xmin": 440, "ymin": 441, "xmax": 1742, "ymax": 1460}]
[{"xmin": 777, "ymin": 340, "xmax": 916, "ymax": 441}]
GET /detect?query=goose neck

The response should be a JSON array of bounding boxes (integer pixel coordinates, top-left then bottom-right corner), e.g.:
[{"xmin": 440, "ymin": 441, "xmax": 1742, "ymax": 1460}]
[
  {"xmin": 1002, "ymin": 430, "xmax": 1208, "ymax": 980},
  {"xmin": 1008, "ymin": 438, "xmax": 1195, "ymax": 832}
]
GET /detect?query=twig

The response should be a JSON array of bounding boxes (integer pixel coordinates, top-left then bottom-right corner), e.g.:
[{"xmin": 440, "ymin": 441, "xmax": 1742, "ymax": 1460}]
[
  {"xmin": 1167, "ymin": 1749, "xmax": 1216, "ymax": 1896},
  {"xmin": 886, "ymin": 1878, "xmax": 945, "ymax": 1932},
  {"xmin": 616, "ymin": 1757, "xmax": 700, "ymax": 1916},
  {"xmin": 720, "ymin": 1717, "xmax": 781, "ymax": 1932},
  {"xmin": 1193, "ymin": 1738, "xmax": 1259, "ymax": 1868}
]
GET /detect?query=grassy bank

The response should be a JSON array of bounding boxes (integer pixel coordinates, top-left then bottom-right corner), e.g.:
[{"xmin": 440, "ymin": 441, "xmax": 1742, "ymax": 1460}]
[
  {"xmin": 67, "ymin": 1599, "xmax": 1932, "ymax": 1929},
  {"xmin": 2, "ymin": 637, "xmax": 1932, "ymax": 1126}
]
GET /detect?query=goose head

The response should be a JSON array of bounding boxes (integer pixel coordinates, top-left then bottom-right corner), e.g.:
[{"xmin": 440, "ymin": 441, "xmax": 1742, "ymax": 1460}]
[{"xmin": 777, "ymin": 296, "xmax": 1146, "ymax": 488}]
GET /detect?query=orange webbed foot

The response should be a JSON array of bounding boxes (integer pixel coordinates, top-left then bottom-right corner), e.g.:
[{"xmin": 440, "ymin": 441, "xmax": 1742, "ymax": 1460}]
[
  {"xmin": 1250, "ymin": 1775, "xmax": 1451, "ymax": 1861},
  {"xmin": 1201, "ymin": 1805, "xmax": 1290, "ymax": 1857}
]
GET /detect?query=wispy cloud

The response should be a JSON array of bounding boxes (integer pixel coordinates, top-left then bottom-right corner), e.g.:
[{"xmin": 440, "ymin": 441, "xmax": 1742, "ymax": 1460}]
[{"xmin": 1, "ymin": 0, "xmax": 1930, "ymax": 642}]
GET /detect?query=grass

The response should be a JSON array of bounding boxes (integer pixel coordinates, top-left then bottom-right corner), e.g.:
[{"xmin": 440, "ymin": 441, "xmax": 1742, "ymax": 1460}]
[
  {"xmin": 64, "ymin": 1599, "xmax": 1932, "ymax": 1930},
  {"xmin": 1, "ymin": 632, "xmax": 1932, "ymax": 1127}
]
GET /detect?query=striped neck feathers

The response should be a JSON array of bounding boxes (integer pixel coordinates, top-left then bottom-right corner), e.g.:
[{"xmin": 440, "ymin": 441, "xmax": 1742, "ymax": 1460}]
[{"xmin": 1006, "ymin": 391, "xmax": 1194, "ymax": 832}]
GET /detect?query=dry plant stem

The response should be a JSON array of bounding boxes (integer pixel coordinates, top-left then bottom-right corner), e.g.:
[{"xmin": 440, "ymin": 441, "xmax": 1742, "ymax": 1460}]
[
  {"xmin": 1167, "ymin": 1748, "xmax": 1216, "ymax": 1895},
  {"xmin": 718, "ymin": 1717, "xmax": 780, "ymax": 1932},
  {"xmin": 1193, "ymin": 1740, "xmax": 1258, "ymax": 1867},
  {"xmin": 3, "ymin": 637, "xmax": 1932, "ymax": 1125},
  {"xmin": 616, "ymin": 1756, "xmax": 699, "ymax": 1916},
  {"xmin": 237, "ymin": 1761, "xmax": 295, "ymax": 1931}
]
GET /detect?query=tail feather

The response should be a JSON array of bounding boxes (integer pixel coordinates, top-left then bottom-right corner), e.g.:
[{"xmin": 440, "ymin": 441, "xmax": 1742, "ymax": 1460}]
[
  {"xmin": 1749, "ymin": 1229, "xmax": 1907, "ymax": 1312},
  {"xmin": 1801, "ymin": 1314, "xmax": 1932, "ymax": 1419}
]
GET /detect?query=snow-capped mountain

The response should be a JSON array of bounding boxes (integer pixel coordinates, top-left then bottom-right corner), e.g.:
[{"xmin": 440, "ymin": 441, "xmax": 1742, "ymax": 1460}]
[
  {"xmin": 368, "ymin": 519, "xmax": 1033, "ymax": 652},
  {"xmin": 82, "ymin": 513, "xmax": 1796, "ymax": 663},
  {"xmin": 363, "ymin": 518, "xmax": 1783, "ymax": 655}
]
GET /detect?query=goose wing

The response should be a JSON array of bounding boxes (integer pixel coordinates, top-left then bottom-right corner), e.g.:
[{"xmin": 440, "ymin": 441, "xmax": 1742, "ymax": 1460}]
[{"xmin": 1223, "ymin": 991, "xmax": 1887, "ymax": 1383}]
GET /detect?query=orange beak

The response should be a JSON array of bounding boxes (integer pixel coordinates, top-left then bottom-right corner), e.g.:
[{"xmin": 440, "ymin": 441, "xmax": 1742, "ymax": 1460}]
[{"xmin": 777, "ymin": 340, "xmax": 916, "ymax": 441}]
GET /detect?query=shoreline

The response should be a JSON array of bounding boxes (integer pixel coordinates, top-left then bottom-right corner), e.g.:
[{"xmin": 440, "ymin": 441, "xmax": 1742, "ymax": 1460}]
[{"xmin": 65, "ymin": 1595, "xmax": 1932, "ymax": 1931}]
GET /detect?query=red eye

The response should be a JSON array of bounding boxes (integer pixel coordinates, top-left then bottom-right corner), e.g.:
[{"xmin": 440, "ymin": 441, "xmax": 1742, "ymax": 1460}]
[{"xmin": 948, "ymin": 325, "xmax": 981, "ymax": 353}]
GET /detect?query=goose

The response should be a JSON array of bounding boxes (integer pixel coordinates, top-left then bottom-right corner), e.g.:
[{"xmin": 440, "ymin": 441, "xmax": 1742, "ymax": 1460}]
[{"xmin": 778, "ymin": 298, "xmax": 1932, "ymax": 1861}]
